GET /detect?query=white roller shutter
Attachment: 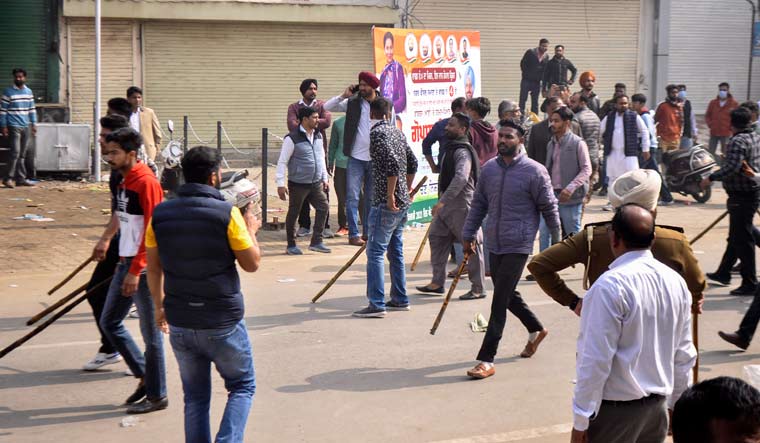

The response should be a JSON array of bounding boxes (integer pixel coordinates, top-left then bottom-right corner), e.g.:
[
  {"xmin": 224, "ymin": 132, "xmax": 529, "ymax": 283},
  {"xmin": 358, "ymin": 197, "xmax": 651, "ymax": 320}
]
[
  {"xmin": 667, "ymin": 0, "xmax": 755, "ymax": 113},
  {"xmin": 411, "ymin": 0, "xmax": 641, "ymax": 116},
  {"xmin": 143, "ymin": 21, "xmax": 378, "ymax": 147},
  {"xmin": 69, "ymin": 18, "xmax": 136, "ymax": 124}
]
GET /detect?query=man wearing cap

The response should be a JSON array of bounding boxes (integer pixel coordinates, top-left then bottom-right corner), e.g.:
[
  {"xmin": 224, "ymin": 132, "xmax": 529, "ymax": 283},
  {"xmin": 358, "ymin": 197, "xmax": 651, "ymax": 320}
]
[
  {"xmin": 527, "ymin": 169, "xmax": 705, "ymax": 316},
  {"xmin": 325, "ymin": 72, "xmax": 383, "ymax": 246}
]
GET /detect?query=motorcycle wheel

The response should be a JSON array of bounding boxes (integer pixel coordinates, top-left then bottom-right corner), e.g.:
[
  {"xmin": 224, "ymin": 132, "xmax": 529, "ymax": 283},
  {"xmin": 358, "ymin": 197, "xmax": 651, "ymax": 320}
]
[{"xmin": 691, "ymin": 186, "xmax": 711, "ymax": 203}]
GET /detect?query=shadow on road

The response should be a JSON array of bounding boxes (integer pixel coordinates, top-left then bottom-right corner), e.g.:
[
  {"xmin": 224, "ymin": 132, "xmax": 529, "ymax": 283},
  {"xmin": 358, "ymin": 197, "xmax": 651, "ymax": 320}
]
[
  {"xmin": 276, "ymin": 356, "xmax": 521, "ymax": 394},
  {"xmin": 0, "ymin": 403, "xmax": 124, "ymax": 429},
  {"xmin": 0, "ymin": 313, "xmax": 95, "ymax": 332},
  {"xmin": 0, "ymin": 366, "xmax": 125, "ymax": 390}
]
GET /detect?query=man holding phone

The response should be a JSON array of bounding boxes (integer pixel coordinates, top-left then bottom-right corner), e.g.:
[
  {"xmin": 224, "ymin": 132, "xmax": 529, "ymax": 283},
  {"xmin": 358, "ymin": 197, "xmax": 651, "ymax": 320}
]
[{"xmin": 542, "ymin": 45, "xmax": 577, "ymax": 97}]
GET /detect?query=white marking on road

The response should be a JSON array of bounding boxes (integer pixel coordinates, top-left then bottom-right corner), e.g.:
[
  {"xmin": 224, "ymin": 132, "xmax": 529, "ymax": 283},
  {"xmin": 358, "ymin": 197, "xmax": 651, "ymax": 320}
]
[
  {"xmin": 21, "ymin": 340, "xmax": 98, "ymax": 350},
  {"xmin": 429, "ymin": 422, "xmax": 572, "ymax": 443}
]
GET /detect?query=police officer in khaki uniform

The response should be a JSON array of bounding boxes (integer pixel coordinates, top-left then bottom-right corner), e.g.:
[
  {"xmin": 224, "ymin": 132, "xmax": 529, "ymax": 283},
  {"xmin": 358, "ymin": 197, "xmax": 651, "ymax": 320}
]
[{"xmin": 528, "ymin": 169, "xmax": 705, "ymax": 315}]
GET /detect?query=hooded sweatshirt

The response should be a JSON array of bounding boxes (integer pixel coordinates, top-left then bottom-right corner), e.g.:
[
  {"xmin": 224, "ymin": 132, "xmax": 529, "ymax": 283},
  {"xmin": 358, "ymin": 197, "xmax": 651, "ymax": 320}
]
[
  {"xmin": 468, "ymin": 119, "xmax": 498, "ymax": 165},
  {"xmin": 112, "ymin": 161, "xmax": 163, "ymax": 276}
]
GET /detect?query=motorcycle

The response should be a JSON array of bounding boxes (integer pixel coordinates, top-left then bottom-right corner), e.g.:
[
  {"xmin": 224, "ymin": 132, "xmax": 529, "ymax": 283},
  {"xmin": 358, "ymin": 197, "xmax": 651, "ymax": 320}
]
[
  {"xmin": 158, "ymin": 120, "xmax": 261, "ymax": 214},
  {"xmin": 661, "ymin": 144, "xmax": 716, "ymax": 203}
]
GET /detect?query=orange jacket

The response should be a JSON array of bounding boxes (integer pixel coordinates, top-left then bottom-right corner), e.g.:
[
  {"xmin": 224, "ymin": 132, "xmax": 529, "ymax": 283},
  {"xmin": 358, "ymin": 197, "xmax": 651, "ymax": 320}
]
[
  {"xmin": 654, "ymin": 101, "xmax": 683, "ymax": 143},
  {"xmin": 705, "ymin": 95, "xmax": 739, "ymax": 137}
]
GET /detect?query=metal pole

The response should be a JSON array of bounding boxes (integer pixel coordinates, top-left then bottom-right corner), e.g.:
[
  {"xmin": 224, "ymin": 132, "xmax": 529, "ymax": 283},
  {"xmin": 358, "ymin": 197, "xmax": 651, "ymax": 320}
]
[
  {"xmin": 183, "ymin": 116, "xmax": 188, "ymax": 154},
  {"xmin": 93, "ymin": 0, "xmax": 102, "ymax": 181},
  {"xmin": 217, "ymin": 120, "xmax": 222, "ymax": 158},
  {"xmin": 746, "ymin": 0, "xmax": 757, "ymax": 100},
  {"xmin": 262, "ymin": 128, "xmax": 268, "ymax": 222}
]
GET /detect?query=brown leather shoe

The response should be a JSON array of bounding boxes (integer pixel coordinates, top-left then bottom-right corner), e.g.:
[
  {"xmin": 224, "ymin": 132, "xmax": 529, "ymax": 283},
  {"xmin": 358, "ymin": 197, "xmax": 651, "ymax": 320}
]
[
  {"xmin": 520, "ymin": 329, "xmax": 549, "ymax": 358},
  {"xmin": 349, "ymin": 237, "xmax": 366, "ymax": 247},
  {"xmin": 718, "ymin": 331, "xmax": 749, "ymax": 351},
  {"xmin": 466, "ymin": 363, "xmax": 495, "ymax": 379}
]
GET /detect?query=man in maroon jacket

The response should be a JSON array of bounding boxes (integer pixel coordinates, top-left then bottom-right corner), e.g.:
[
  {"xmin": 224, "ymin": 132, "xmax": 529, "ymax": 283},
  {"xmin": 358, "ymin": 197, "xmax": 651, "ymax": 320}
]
[
  {"xmin": 465, "ymin": 97, "xmax": 497, "ymax": 165},
  {"xmin": 287, "ymin": 79, "xmax": 333, "ymax": 238}
]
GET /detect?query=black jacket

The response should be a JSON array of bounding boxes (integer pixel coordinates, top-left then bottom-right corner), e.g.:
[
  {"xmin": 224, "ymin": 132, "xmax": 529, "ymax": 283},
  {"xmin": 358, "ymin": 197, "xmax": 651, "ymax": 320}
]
[
  {"xmin": 542, "ymin": 56, "xmax": 577, "ymax": 90},
  {"xmin": 520, "ymin": 48, "xmax": 549, "ymax": 82}
]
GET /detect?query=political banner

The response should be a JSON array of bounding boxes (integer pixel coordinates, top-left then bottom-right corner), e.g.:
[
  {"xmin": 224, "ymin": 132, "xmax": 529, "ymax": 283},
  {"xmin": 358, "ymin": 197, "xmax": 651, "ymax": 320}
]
[
  {"xmin": 372, "ymin": 27, "xmax": 481, "ymax": 223},
  {"xmin": 754, "ymin": 22, "xmax": 760, "ymax": 57}
]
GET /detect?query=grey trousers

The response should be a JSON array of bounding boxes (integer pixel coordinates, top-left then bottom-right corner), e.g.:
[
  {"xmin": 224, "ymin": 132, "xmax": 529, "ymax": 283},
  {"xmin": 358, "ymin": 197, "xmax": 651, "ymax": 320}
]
[
  {"xmin": 286, "ymin": 181, "xmax": 328, "ymax": 248},
  {"xmin": 587, "ymin": 395, "xmax": 668, "ymax": 443},
  {"xmin": 5, "ymin": 126, "xmax": 30, "ymax": 181},
  {"xmin": 428, "ymin": 206, "xmax": 485, "ymax": 293}
]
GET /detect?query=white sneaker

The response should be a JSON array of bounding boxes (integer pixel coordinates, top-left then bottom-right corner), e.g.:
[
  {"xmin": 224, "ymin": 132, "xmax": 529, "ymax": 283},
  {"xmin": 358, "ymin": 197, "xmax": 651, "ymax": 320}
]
[
  {"xmin": 83, "ymin": 352, "xmax": 122, "ymax": 371},
  {"xmin": 128, "ymin": 306, "xmax": 139, "ymax": 318},
  {"xmin": 602, "ymin": 203, "xmax": 614, "ymax": 212},
  {"xmin": 125, "ymin": 367, "xmax": 133, "ymax": 376},
  {"xmin": 322, "ymin": 228, "xmax": 335, "ymax": 239}
]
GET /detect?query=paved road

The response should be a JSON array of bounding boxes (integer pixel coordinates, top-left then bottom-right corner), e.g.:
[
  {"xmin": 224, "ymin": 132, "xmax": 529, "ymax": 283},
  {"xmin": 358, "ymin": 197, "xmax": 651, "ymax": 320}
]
[{"xmin": 1, "ymin": 184, "xmax": 758, "ymax": 442}]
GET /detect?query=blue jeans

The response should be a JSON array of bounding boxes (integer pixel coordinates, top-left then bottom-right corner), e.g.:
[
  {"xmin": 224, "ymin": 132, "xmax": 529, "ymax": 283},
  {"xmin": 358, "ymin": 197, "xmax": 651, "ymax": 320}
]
[
  {"xmin": 100, "ymin": 258, "xmax": 166, "ymax": 399},
  {"xmin": 538, "ymin": 202, "xmax": 583, "ymax": 251},
  {"xmin": 366, "ymin": 204, "xmax": 408, "ymax": 309},
  {"xmin": 169, "ymin": 319, "xmax": 255, "ymax": 443},
  {"xmin": 346, "ymin": 157, "xmax": 373, "ymax": 239}
]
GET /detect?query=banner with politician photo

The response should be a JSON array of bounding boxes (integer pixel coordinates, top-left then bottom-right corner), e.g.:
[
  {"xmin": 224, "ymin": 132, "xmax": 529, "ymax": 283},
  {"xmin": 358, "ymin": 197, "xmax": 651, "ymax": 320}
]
[{"xmin": 372, "ymin": 26, "xmax": 481, "ymax": 223}]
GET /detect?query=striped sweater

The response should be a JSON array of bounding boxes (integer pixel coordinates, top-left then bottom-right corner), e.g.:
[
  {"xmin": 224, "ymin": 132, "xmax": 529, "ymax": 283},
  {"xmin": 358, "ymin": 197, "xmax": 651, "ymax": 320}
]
[{"xmin": 0, "ymin": 85, "xmax": 36, "ymax": 128}]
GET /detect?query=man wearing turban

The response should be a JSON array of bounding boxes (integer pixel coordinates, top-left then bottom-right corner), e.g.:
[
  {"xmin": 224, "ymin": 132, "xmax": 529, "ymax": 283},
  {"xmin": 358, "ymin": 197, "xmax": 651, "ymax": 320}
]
[{"xmin": 578, "ymin": 71, "xmax": 600, "ymax": 115}]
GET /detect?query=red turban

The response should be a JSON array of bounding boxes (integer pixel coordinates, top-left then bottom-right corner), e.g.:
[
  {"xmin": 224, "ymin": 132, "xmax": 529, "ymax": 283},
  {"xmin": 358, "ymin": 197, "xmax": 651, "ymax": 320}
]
[
  {"xmin": 358, "ymin": 71, "xmax": 380, "ymax": 89},
  {"xmin": 580, "ymin": 71, "xmax": 596, "ymax": 83}
]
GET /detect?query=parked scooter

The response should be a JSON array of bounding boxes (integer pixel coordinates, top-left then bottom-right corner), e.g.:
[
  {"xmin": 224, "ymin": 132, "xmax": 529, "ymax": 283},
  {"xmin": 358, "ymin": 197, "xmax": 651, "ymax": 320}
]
[
  {"xmin": 662, "ymin": 144, "xmax": 716, "ymax": 203},
  {"xmin": 158, "ymin": 120, "xmax": 261, "ymax": 214}
]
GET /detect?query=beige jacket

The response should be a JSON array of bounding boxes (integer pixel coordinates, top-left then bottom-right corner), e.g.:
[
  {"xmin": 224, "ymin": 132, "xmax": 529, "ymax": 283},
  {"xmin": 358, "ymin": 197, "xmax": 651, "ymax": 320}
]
[{"xmin": 139, "ymin": 106, "xmax": 162, "ymax": 161}]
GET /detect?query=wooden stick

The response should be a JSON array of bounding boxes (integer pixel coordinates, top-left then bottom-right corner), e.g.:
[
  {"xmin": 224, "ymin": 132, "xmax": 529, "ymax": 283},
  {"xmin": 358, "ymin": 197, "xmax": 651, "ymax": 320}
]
[
  {"xmin": 1, "ymin": 277, "xmax": 113, "ymax": 360},
  {"xmin": 411, "ymin": 222, "xmax": 432, "ymax": 272},
  {"xmin": 312, "ymin": 245, "xmax": 365, "ymax": 303},
  {"xmin": 28, "ymin": 282, "xmax": 88, "ymax": 326},
  {"xmin": 692, "ymin": 313, "xmax": 699, "ymax": 384},
  {"xmin": 430, "ymin": 253, "xmax": 471, "ymax": 335},
  {"xmin": 48, "ymin": 257, "xmax": 93, "ymax": 295},
  {"xmin": 689, "ymin": 211, "xmax": 728, "ymax": 245},
  {"xmin": 310, "ymin": 176, "xmax": 428, "ymax": 304}
]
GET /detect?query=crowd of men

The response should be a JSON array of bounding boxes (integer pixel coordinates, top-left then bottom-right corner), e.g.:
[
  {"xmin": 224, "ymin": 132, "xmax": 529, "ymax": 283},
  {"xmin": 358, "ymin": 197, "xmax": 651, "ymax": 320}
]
[{"xmin": 3, "ymin": 44, "xmax": 760, "ymax": 442}]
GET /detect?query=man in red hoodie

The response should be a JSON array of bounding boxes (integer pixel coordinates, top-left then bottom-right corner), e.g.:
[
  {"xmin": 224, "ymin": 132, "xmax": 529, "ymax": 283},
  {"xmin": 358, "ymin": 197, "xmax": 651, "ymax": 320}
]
[
  {"xmin": 97, "ymin": 127, "xmax": 167, "ymax": 414},
  {"xmin": 705, "ymin": 82, "xmax": 739, "ymax": 161},
  {"xmin": 465, "ymin": 97, "xmax": 497, "ymax": 165}
]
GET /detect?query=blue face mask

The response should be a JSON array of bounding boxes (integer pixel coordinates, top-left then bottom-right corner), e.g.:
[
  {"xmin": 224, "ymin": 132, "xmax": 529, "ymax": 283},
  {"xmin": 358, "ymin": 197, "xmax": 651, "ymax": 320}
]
[
  {"xmin": 677, "ymin": 90, "xmax": 687, "ymax": 100},
  {"xmin": 719, "ymin": 90, "xmax": 728, "ymax": 99}
]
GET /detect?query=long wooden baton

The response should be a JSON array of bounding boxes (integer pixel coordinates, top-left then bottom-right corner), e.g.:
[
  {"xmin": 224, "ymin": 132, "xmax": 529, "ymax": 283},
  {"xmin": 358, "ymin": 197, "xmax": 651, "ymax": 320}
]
[
  {"xmin": 689, "ymin": 211, "xmax": 728, "ymax": 245},
  {"xmin": 692, "ymin": 313, "xmax": 699, "ymax": 384},
  {"xmin": 310, "ymin": 177, "xmax": 428, "ymax": 304},
  {"xmin": 410, "ymin": 222, "xmax": 433, "ymax": 272},
  {"xmin": 0, "ymin": 277, "xmax": 112, "ymax": 360},
  {"xmin": 48, "ymin": 257, "xmax": 93, "ymax": 295},
  {"xmin": 430, "ymin": 252, "xmax": 471, "ymax": 335},
  {"xmin": 28, "ymin": 282, "xmax": 88, "ymax": 325},
  {"xmin": 311, "ymin": 245, "xmax": 365, "ymax": 304}
]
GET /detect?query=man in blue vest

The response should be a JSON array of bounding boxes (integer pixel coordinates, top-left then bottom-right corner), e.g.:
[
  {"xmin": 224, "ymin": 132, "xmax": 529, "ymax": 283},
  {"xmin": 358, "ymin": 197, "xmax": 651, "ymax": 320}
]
[
  {"xmin": 146, "ymin": 146, "xmax": 261, "ymax": 443},
  {"xmin": 600, "ymin": 95, "xmax": 651, "ymax": 211},
  {"xmin": 275, "ymin": 106, "xmax": 331, "ymax": 255}
]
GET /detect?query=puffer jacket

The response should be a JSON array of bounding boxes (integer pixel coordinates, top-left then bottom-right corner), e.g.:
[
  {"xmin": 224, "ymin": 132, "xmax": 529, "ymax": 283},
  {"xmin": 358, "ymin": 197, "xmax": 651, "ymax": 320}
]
[{"xmin": 462, "ymin": 151, "xmax": 560, "ymax": 255}]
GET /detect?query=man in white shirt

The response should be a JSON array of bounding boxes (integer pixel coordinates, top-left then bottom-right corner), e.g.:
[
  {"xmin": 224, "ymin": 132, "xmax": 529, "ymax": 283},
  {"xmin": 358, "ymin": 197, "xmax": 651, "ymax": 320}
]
[
  {"xmin": 275, "ymin": 106, "xmax": 331, "ymax": 256},
  {"xmin": 599, "ymin": 95, "xmax": 650, "ymax": 211},
  {"xmin": 324, "ymin": 71, "xmax": 382, "ymax": 247},
  {"xmin": 571, "ymin": 203, "xmax": 696, "ymax": 443}
]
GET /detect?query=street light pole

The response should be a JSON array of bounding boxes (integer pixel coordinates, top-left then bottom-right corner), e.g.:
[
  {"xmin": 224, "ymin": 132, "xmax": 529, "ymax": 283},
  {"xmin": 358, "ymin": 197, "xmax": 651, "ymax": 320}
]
[{"xmin": 94, "ymin": 0, "xmax": 102, "ymax": 181}]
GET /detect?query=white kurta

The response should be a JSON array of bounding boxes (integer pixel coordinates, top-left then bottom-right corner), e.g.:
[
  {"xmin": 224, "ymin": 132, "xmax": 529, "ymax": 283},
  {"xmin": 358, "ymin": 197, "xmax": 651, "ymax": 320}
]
[{"xmin": 600, "ymin": 113, "xmax": 650, "ymax": 184}]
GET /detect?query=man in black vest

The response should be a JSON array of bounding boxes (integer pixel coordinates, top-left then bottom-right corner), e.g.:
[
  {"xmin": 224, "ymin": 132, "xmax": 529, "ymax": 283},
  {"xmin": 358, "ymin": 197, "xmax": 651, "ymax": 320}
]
[
  {"xmin": 324, "ymin": 71, "xmax": 382, "ymax": 247},
  {"xmin": 416, "ymin": 112, "xmax": 486, "ymax": 300},
  {"xmin": 677, "ymin": 84, "xmax": 698, "ymax": 149},
  {"xmin": 146, "ymin": 146, "xmax": 261, "ymax": 442}
]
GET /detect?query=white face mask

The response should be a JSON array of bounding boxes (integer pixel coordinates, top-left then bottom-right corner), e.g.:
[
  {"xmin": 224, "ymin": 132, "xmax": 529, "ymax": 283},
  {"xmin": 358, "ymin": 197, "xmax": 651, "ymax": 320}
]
[{"xmin": 719, "ymin": 90, "xmax": 728, "ymax": 99}]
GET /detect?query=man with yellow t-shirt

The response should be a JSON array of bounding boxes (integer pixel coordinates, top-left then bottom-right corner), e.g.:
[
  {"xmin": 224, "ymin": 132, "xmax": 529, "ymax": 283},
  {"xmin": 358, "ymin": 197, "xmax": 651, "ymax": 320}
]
[{"xmin": 145, "ymin": 146, "xmax": 262, "ymax": 443}]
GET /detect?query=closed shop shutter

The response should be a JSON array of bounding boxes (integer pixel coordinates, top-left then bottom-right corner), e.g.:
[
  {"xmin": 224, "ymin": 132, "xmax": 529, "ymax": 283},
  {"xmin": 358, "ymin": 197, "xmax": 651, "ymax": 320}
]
[
  {"xmin": 68, "ymin": 18, "xmax": 136, "ymax": 125},
  {"xmin": 143, "ymin": 21, "xmax": 376, "ymax": 147},
  {"xmin": 411, "ymin": 0, "xmax": 641, "ymax": 118},
  {"xmin": 0, "ymin": 0, "xmax": 49, "ymax": 102},
  {"xmin": 668, "ymin": 0, "xmax": 754, "ymax": 114}
]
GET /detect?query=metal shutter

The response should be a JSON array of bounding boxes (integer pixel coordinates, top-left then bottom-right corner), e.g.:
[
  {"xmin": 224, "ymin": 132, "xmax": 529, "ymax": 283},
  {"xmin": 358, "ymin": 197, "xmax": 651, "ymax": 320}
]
[
  {"xmin": 68, "ymin": 18, "xmax": 136, "ymax": 124},
  {"xmin": 667, "ymin": 0, "xmax": 756, "ymax": 114},
  {"xmin": 0, "ymin": 0, "xmax": 50, "ymax": 102},
  {"xmin": 411, "ymin": 0, "xmax": 641, "ymax": 117},
  {"xmin": 143, "ymin": 21, "xmax": 376, "ymax": 147}
]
